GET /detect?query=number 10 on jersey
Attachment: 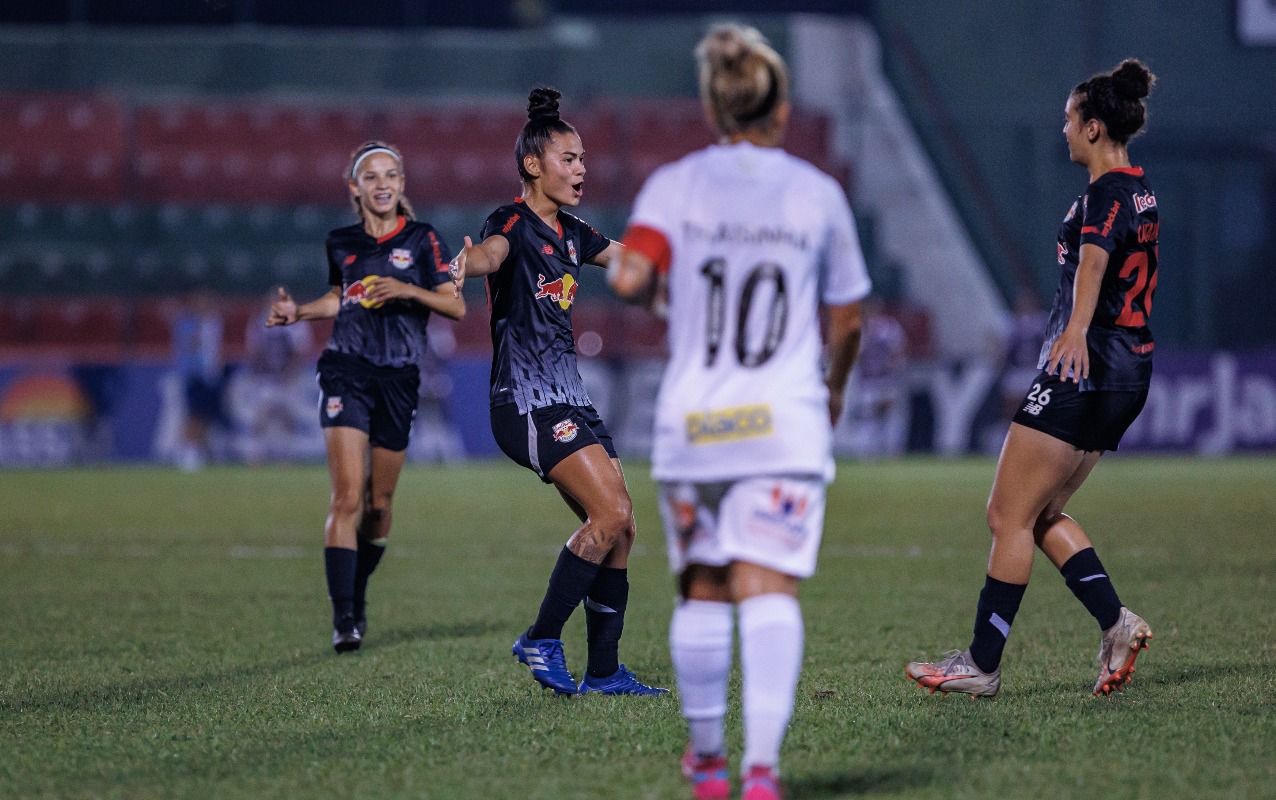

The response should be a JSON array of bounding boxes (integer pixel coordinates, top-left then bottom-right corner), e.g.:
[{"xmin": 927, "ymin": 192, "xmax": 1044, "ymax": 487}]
[{"xmin": 700, "ymin": 257, "xmax": 789, "ymax": 368}]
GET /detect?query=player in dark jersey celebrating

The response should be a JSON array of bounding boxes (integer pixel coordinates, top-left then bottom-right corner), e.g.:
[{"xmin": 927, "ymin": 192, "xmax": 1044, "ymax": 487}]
[
  {"xmin": 268, "ymin": 141, "xmax": 465, "ymax": 653},
  {"xmin": 905, "ymin": 59, "xmax": 1158, "ymax": 697},
  {"xmin": 451, "ymin": 88, "xmax": 666, "ymax": 696}
]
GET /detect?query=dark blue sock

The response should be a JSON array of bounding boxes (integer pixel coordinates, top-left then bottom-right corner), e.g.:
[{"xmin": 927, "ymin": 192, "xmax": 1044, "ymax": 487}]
[
  {"xmin": 353, "ymin": 537, "xmax": 387, "ymax": 621},
  {"xmin": 324, "ymin": 546, "xmax": 357, "ymax": 626},
  {"xmin": 529, "ymin": 547, "xmax": 600, "ymax": 641},
  {"xmin": 968, "ymin": 575, "xmax": 1027, "ymax": 674},
  {"xmin": 585, "ymin": 566, "xmax": 628, "ymax": 677},
  {"xmin": 1060, "ymin": 547, "xmax": 1123, "ymax": 630}
]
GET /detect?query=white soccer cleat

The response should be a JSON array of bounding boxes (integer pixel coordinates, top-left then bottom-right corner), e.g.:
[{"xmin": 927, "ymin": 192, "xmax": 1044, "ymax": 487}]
[
  {"xmin": 1093, "ymin": 607, "xmax": 1152, "ymax": 696},
  {"xmin": 905, "ymin": 649, "xmax": 1001, "ymax": 698}
]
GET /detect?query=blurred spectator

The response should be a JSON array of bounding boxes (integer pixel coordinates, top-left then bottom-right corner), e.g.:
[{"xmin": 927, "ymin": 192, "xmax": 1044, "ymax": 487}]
[
  {"xmin": 170, "ymin": 291, "xmax": 228, "ymax": 471},
  {"xmin": 838, "ymin": 299, "xmax": 909, "ymax": 458},
  {"xmin": 227, "ymin": 290, "xmax": 316, "ymax": 464},
  {"xmin": 999, "ymin": 289, "xmax": 1050, "ymax": 420}
]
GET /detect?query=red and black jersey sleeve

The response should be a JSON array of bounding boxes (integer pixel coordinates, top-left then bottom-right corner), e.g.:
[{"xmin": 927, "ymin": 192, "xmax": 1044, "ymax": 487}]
[
  {"xmin": 481, "ymin": 205, "xmax": 525, "ymax": 256},
  {"xmin": 1080, "ymin": 178, "xmax": 1134, "ymax": 254},
  {"xmin": 580, "ymin": 218, "xmax": 611, "ymax": 263},
  {"xmin": 417, "ymin": 225, "xmax": 454, "ymax": 289}
]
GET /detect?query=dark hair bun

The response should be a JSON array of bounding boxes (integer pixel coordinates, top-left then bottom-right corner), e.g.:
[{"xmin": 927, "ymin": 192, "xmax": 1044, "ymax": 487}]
[
  {"xmin": 527, "ymin": 87, "xmax": 562, "ymax": 123},
  {"xmin": 1111, "ymin": 59, "xmax": 1154, "ymax": 100}
]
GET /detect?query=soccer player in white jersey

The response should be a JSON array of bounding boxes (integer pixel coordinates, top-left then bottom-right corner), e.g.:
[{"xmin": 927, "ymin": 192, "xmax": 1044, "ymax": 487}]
[{"xmin": 610, "ymin": 24, "xmax": 870, "ymax": 800}]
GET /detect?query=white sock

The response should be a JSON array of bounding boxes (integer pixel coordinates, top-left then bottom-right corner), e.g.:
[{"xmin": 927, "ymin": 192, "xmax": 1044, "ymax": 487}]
[
  {"xmin": 739, "ymin": 593, "xmax": 803, "ymax": 772},
  {"xmin": 669, "ymin": 599, "xmax": 733, "ymax": 757}
]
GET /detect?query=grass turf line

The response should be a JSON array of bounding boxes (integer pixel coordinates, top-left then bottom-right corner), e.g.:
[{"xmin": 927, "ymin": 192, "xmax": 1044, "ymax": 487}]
[{"xmin": 1, "ymin": 457, "xmax": 1274, "ymax": 799}]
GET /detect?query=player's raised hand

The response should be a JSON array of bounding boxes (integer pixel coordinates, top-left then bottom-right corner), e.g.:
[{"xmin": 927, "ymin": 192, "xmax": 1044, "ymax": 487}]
[
  {"xmin": 267, "ymin": 286, "xmax": 297, "ymax": 326},
  {"xmin": 448, "ymin": 235, "xmax": 473, "ymax": 297}
]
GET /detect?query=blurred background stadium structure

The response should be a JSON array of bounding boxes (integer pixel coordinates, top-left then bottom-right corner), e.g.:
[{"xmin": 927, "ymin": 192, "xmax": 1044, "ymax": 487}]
[{"xmin": 1, "ymin": 0, "xmax": 1275, "ymax": 467}]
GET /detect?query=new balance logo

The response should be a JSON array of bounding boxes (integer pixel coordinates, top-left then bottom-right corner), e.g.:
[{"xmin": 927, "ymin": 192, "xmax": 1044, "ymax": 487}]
[{"xmin": 1022, "ymin": 401, "xmax": 1044, "ymax": 416}]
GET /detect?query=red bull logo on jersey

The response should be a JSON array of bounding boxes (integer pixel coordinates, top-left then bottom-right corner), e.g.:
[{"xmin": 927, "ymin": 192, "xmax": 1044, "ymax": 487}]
[
  {"xmin": 566, "ymin": 239, "xmax": 578, "ymax": 265},
  {"xmin": 685, "ymin": 404, "xmax": 773, "ymax": 444},
  {"xmin": 534, "ymin": 273, "xmax": 577, "ymax": 310},
  {"xmin": 551, "ymin": 419, "xmax": 579, "ymax": 443},
  {"xmin": 326, "ymin": 396, "xmax": 343, "ymax": 419},
  {"xmin": 343, "ymin": 275, "xmax": 384, "ymax": 309},
  {"xmin": 390, "ymin": 248, "xmax": 414, "ymax": 270}
]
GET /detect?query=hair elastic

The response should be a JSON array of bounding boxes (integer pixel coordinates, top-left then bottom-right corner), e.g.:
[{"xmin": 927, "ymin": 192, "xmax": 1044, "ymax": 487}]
[{"xmin": 351, "ymin": 147, "xmax": 402, "ymax": 179}]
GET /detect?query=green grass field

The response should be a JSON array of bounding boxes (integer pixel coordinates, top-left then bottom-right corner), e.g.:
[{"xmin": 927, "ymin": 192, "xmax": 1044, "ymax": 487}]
[{"xmin": 2, "ymin": 457, "xmax": 1274, "ymax": 799}]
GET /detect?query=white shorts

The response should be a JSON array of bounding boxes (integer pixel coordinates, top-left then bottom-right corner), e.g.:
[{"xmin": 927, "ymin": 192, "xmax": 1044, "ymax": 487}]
[{"xmin": 658, "ymin": 476, "xmax": 827, "ymax": 579}]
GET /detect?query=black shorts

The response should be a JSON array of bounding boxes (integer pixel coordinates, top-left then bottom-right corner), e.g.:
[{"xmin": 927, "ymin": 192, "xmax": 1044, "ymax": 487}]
[
  {"xmin": 183, "ymin": 375, "xmax": 226, "ymax": 425},
  {"xmin": 490, "ymin": 402, "xmax": 618, "ymax": 483},
  {"xmin": 1011, "ymin": 370, "xmax": 1147, "ymax": 452},
  {"xmin": 316, "ymin": 350, "xmax": 419, "ymax": 452}
]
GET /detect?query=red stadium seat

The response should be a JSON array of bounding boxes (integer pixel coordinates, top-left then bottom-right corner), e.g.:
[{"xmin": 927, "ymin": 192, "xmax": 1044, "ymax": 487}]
[
  {"xmin": 0, "ymin": 93, "xmax": 126, "ymax": 203},
  {"xmin": 29, "ymin": 298, "xmax": 128, "ymax": 347}
]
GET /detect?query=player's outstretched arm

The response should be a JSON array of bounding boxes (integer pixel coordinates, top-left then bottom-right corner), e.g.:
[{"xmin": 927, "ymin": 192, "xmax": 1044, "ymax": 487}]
[
  {"xmin": 456, "ymin": 234, "xmax": 509, "ymax": 279},
  {"xmin": 588, "ymin": 240, "xmax": 623, "ymax": 269},
  {"xmin": 824, "ymin": 300, "xmax": 865, "ymax": 426},
  {"xmin": 609, "ymin": 246, "xmax": 660, "ymax": 310},
  {"xmin": 267, "ymin": 286, "xmax": 340, "ymax": 326}
]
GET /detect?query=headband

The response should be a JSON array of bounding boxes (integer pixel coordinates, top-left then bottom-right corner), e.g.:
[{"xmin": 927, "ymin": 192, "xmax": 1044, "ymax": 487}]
[{"xmin": 351, "ymin": 147, "xmax": 402, "ymax": 179}]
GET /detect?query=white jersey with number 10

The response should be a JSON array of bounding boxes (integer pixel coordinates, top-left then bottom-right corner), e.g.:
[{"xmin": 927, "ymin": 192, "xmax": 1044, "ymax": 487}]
[{"xmin": 628, "ymin": 141, "xmax": 872, "ymax": 483}]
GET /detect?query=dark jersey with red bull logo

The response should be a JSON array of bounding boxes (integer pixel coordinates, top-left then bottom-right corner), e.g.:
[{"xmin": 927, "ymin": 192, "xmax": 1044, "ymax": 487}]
[
  {"xmin": 1039, "ymin": 167, "xmax": 1159, "ymax": 391},
  {"xmin": 325, "ymin": 216, "xmax": 453, "ymax": 369},
  {"xmin": 480, "ymin": 200, "xmax": 611, "ymax": 413}
]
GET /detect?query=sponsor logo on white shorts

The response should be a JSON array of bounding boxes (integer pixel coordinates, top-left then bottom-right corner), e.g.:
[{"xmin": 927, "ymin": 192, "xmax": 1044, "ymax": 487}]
[
  {"xmin": 552, "ymin": 419, "xmax": 579, "ymax": 443},
  {"xmin": 748, "ymin": 483, "xmax": 811, "ymax": 546},
  {"xmin": 326, "ymin": 396, "xmax": 343, "ymax": 419}
]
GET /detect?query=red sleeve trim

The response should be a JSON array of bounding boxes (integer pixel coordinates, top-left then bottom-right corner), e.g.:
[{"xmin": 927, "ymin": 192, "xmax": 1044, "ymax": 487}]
[
  {"xmin": 622, "ymin": 224, "xmax": 672, "ymax": 274},
  {"xmin": 427, "ymin": 230, "xmax": 448, "ymax": 272},
  {"xmin": 1080, "ymin": 226, "xmax": 1100, "ymax": 235}
]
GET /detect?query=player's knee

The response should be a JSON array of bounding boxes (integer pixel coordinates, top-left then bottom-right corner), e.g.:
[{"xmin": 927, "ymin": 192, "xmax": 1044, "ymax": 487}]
[
  {"xmin": 596, "ymin": 496, "xmax": 633, "ymax": 540},
  {"xmin": 985, "ymin": 502, "xmax": 1015, "ymax": 540},
  {"xmin": 1033, "ymin": 510, "xmax": 1067, "ymax": 541},
  {"xmin": 330, "ymin": 487, "xmax": 363, "ymax": 519},
  {"xmin": 365, "ymin": 492, "xmax": 393, "ymax": 515}
]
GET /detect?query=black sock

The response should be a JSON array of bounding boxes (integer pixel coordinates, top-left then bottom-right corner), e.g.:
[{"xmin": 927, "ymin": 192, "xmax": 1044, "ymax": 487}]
[
  {"xmin": 968, "ymin": 575, "xmax": 1027, "ymax": 674},
  {"xmin": 324, "ymin": 546, "xmax": 358, "ymax": 626},
  {"xmin": 353, "ymin": 537, "xmax": 387, "ymax": 621},
  {"xmin": 585, "ymin": 566, "xmax": 629, "ymax": 677},
  {"xmin": 1060, "ymin": 547, "xmax": 1122, "ymax": 630},
  {"xmin": 528, "ymin": 547, "xmax": 600, "ymax": 641}
]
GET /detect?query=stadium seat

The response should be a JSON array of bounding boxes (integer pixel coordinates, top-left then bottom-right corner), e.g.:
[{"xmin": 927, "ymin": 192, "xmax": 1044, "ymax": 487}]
[
  {"xmin": 29, "ymin": 298, "xmax": 128, "ymax": 347},
  {"xmin": 0, "ymin": 94, "xmax": 126, "ymax": 203}
]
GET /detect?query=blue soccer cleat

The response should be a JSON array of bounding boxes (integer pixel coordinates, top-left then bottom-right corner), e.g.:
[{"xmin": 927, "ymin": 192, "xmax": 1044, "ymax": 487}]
[
  {"xmin": 512, "ymin": 632, "xmax": 578, "ymax": 695},
  {"xmin": 578, "ymin": 664, "xmax": 670, "ymax": 696}
]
